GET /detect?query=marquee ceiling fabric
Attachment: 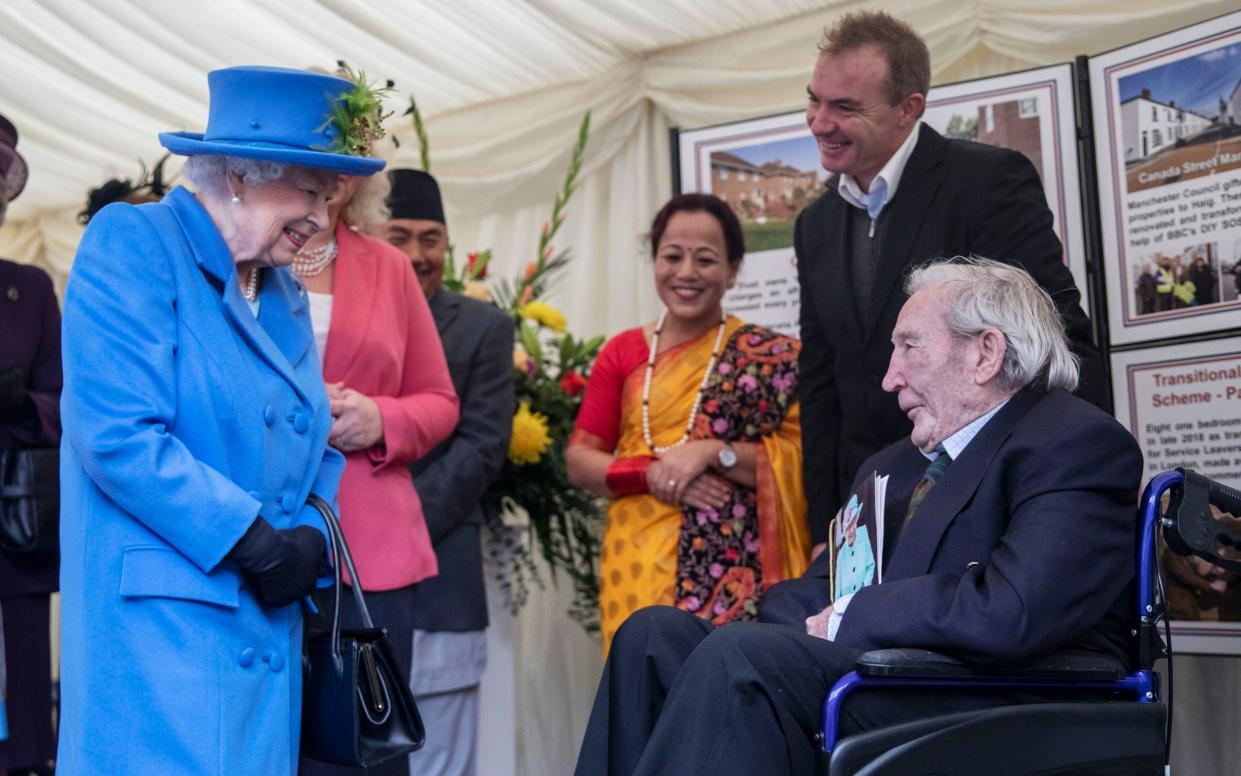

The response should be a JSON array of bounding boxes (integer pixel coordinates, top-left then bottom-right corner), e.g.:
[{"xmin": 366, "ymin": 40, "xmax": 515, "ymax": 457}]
[
  {"xmin": 2, "ymin": 0, "xmax": 1231, "ymax": 219},
  {"xmin": 0, "ymin": 0, "xmax": 1234, "ymax": 338}
]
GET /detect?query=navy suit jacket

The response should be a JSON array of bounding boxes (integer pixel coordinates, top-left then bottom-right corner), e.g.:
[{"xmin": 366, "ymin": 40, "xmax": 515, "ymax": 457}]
[
  {"xmin": 409, "ymin": 289, "xmax": 514, "ymax": 631},
  {"xmin": 795, "ymin": 124, "xmax": 1110, "ymax": 543},
  {"xmin": 760, "ymin": 388, "xmax": 1141, "ymax": 668}
]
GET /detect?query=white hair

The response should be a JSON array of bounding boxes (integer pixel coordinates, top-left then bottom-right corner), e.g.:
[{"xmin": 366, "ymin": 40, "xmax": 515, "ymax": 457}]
[
  {"xmin": 905, "ymin": 256, "xmax": 1079, "ymax": 393},
  {"xmin": 0, "ymin": 175, "xmax": 8, "ymax": 227},
  {"xmin": 180, "ymin": 154, "xmax": 291, "ymax": 201}
]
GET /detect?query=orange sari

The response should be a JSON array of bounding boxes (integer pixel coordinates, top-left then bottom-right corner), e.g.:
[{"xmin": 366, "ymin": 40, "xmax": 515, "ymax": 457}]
[{"xmin": 573, "ymin": 316, "xmax": 810, "ymax": 654}]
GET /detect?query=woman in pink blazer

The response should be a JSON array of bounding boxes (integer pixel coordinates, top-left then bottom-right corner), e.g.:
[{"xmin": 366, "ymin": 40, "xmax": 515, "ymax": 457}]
[{"xmin": 297, "ymin": 169, "xmax": 459, "ymax": 776}]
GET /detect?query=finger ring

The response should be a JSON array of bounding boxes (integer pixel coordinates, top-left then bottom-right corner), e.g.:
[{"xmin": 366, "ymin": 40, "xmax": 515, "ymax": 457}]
[{"xmin": 668, "ymin": 479, "xmax": 677, "ymax": 488}]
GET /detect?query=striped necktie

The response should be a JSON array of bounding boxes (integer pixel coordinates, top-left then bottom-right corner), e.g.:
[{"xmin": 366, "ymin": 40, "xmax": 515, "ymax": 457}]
[{"xmin": 903, "ymin": 451, "xmax": 952, "ymax": 528}]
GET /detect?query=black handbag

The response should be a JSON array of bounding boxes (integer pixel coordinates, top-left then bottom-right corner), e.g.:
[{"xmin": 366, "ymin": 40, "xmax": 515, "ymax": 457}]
[
  {"xmin": 0, "ymin": 447, "xmax": 59, "ymax": 554},
  {"xmin": 301, "ymin": 494, "xmax": 425, "ymax": 766}
]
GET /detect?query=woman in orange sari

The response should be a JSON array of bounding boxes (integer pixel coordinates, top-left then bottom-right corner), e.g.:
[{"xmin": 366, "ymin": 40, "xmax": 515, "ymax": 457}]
[{"xmin": 567, "ymin": 193, "xmax": 809, "ymax": 653}]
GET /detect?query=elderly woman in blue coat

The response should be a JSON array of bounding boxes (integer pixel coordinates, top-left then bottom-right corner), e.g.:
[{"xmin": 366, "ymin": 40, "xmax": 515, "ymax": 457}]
[{"xmin": 57, "ymin": 66, "xmax": 387, "ymax": 774}]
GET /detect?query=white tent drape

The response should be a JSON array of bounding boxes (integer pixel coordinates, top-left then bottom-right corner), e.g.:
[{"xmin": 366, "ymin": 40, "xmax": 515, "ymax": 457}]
[
  {"xmin": 4, "ymin": 0, "xmax": 1235, "ymax": 339},
  {"xmin": 2, "ymin": 3, "xmax": 1238, "ymax": 775}
]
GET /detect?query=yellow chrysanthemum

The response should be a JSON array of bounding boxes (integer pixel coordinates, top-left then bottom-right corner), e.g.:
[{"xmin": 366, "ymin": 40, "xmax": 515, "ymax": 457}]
[
  {"xmin": 508, "ymin": 401, "xmax": 552, "ymax": 465},
  {"xmin": 519, "ymin": 300, "xmax": 567, "ymax": 332}
]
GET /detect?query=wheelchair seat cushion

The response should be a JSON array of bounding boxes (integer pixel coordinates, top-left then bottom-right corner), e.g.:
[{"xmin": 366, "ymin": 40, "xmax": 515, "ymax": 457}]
[{"xmin": 855, "ymin": 648, "xmax": 1128, "ymax": 681}]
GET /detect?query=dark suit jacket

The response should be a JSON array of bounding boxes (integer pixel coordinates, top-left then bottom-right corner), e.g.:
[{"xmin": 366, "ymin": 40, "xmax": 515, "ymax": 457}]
[
  {"xmin": 409, "ymin": 289, "xmax": 514, "ymax": 631},
  {"xmin": 795, "ymin": 124, "xmax": 1108, "ymax": 542},
  {"xmin": 760, "ymin": 388, "xmax": 1141, "ymax": 668},
  {"xmin": 0, "ymin": 258, "xmax": 61, "ymax": 597}
]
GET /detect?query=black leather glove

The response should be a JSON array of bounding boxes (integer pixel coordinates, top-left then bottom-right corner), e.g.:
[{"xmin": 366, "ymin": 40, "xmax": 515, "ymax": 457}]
[
  {"xmin": 228, "ymin": 516, "xmax": 326, "ymax": 607},
  {"xmin": 0, "ymin": 365, "xmax": 26, "ymax": 415}
]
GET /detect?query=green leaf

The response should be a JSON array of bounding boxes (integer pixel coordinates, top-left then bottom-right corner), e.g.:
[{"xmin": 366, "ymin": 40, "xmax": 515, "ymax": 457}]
[
  {"xmin": 519, "ymin": 321, "xmax": 543, "ymax": 365},
  {"xmin": 581, "ymin": 335, "xmax": 605, "ymax": 357}
]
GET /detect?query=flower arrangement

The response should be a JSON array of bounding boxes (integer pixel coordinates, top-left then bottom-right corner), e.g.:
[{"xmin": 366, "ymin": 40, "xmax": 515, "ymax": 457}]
[{"xmin": 409, "ymin": 102, "xmax": 605, "ymax": 632}]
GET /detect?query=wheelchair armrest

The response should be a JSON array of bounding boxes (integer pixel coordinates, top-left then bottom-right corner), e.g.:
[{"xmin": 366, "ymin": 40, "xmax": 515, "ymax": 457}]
[{"xmin": 855, "ymin": 648, "xmax": 1128, "ymax": 681}]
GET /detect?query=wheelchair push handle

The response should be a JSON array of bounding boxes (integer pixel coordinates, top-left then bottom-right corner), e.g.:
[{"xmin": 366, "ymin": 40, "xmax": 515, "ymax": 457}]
[
  {"xmin": 1165, "ymin": 468, "xmax": 1241, "ymax": 573},
  {"xmin": 1201, "ymin": 476, "xmax": 1241, "ymax": 520}
]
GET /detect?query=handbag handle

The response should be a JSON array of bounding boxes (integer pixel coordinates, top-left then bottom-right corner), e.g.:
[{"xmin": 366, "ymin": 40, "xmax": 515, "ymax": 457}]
[{"xmin": 305, "ymin": 494, "xmax": 374, "ymax": 675}]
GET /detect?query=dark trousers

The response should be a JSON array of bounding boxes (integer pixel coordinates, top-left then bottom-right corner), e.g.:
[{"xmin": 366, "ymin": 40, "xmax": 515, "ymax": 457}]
[
  {"xmin": 300, "ymin": 583, "xmax": 417, "ymax": 776},
  {"xmin": 574, "ymin": 606, "xmax": 1043, "ymax": 776},
  {"xmin": 0, "ymin": 594, "xmax": 56, "ymax": 770}
]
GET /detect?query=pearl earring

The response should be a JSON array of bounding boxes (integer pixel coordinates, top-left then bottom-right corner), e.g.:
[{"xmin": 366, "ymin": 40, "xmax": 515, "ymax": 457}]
[{"xmin": 231, "ymin": 195, "xmax": 241, "ymax": 205}]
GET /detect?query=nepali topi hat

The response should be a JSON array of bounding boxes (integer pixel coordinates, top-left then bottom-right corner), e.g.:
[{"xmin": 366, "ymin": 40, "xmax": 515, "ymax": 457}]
[{"xmin": 387, "ymin": 168, "xmax": 445, "ymax": 223}]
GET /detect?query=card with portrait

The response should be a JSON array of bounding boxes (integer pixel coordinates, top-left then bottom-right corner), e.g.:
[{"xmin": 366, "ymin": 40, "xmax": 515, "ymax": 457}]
[{"xmin": 831, "ymin": 471, "xmax": 887, "ymax": 603}]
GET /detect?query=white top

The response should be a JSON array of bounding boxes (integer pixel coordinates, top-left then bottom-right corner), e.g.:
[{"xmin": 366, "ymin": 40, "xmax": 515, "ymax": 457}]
[
  {"xmin": 307, "ymin": 291, "xmax": 333, "ymax": 365},
  {"xmin": 836, "ymin": 121, "xmax": 922, "ymax": 220}
]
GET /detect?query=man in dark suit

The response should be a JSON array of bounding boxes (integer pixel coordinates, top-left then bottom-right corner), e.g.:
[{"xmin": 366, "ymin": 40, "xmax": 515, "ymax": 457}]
[
  {"xmin": 573, "ymin": 258, "xmax": 1141, "ymax": 776},
  {"xmin": 383, "ymin": 169, "xmax": 514, "ymax": 776},
  {"xmin": 796, "ymin": 11, "xmax": 1108, "ymax": 550}
]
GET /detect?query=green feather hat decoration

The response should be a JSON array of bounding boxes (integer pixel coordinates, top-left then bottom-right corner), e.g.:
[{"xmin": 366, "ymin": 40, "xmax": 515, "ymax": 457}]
[{"xmin": 320, "ymin": 60, "xmax": 394, "ymax": 157}]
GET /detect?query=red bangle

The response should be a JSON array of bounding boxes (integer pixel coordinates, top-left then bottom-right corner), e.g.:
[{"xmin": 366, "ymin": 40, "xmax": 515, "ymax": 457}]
[{"xmin": 606, "ymin": 456, "xmax": 654, "ymax": 496}]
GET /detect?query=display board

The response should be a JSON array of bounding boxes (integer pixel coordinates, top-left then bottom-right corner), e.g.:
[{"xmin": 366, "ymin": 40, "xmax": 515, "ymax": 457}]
[
  {"xmin": 1112, "ymin": 337, "xmax": 1241, "ymax": 654},
  {"xmin": 676, "ymin": 64, "xmax": 1088, "ymax": 338},
  {"xmin": 1090, "ymin": 11, "xmax": 1241, "ymax": 346},
  {"xmin": 675, "ymin": 14, "xmax": 1241, "ymax": 655}
]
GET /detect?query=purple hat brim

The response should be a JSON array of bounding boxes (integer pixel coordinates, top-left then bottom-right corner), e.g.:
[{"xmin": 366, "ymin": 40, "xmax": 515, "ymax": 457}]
[
  {"xmin": 158, "ymin": 131, "xmax": 385, "ymax": 176},
  {"xmin": 0, "ymin": 145, "xmax": 28, "ymax": 201}
]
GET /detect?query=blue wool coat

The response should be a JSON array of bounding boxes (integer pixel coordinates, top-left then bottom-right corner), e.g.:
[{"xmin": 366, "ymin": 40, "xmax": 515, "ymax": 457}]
[{"xmin": 57, "ymin": 186, "xmax": 343, "ymax": 774}]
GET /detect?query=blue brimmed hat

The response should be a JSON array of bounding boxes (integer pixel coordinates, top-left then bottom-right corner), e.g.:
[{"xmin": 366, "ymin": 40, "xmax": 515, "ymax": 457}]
[{"xmin": 159, "ymin": 66, "xmax": 385, "ymax": 176}]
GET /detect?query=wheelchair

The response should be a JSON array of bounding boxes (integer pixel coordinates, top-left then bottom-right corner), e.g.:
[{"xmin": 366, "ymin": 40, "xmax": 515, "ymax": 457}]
[{"xmin": 819, "ymin": 468, "xmax": 1241, "ymax": 775}]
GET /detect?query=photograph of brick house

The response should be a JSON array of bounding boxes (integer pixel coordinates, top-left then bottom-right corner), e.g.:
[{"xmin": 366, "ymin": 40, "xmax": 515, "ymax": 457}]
[
  {"xmin": 710, "ymin": 151, "xmax": 820, "ymax": 220},
  {"xmin": 933, "ymin": 98, "xmax": 1045, "ymax": 183},
  {"xmin": 708, "ymin": 136, "xmax": 826, "ymax": 251},
  {"xmin": 977, "ymin": 98, "xmax": 1045, "ymax": 185}
]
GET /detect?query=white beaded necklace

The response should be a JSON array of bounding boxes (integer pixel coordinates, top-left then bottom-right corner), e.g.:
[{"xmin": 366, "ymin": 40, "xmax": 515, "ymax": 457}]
[
  {"xmin": 292, "ymin": 238, "xmax": 338, "ymax": 277},
  {"xmin": 242, "ymin": 267, "xmax": 261, "ymax": 302},
  {"xmin": 641, "ymin": 309, "xmax": 728, "ymax": 455}
]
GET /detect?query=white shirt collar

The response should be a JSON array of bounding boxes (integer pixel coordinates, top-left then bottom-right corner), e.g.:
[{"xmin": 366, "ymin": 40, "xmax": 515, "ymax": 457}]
[
  {"xmin": 836, "ymin": 121, "xmax": 922, "ymax": 220},
  {"xmin": 923, "ymin": 397, "xmax": 1011, "ymax": 463}
]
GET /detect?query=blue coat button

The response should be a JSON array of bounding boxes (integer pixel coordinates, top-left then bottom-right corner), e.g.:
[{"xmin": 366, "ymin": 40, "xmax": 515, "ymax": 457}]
[
  {"xmin": 238, "ymin": 647, "xmax": 256, "ymax": 668},
  {"xmin": 265, "ymin": 651, "xmax": 286, "ymax": 673},
  {"xmin": 281, "ymin": 493, "xmax": 297, "ymax": 513},
  {"xmin": 292, "ymin": 413, "xmax": 310, "ymax": 433},
  {"xmin": 263, "ymin": 405, "xmax": 276, "ymax": 426}
]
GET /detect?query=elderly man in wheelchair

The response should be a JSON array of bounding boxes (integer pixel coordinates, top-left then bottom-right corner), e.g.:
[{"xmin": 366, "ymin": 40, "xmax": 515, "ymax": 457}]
[{"xmin": 573, "ymin": 256, "xmax": 1234, "ymax": 776}]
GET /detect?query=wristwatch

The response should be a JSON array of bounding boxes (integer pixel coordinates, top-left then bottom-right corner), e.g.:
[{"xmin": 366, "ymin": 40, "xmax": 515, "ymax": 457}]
[{"xmin": 717, "ymin": 443, "xmax": 738, "ymax": 471}]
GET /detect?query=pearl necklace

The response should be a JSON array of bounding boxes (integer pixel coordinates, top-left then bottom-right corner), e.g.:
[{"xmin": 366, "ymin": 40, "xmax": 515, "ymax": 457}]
[
  {"xmin": 292, "ymin": 239, "xmax": 338, "ymax": 277},
  {"xmin": 243, "ymin": 267, "xmax": 261, "ymax": 302},
  {"xmin": 642, "ymin": 310, "xmax": 728, "ymax": 455}
]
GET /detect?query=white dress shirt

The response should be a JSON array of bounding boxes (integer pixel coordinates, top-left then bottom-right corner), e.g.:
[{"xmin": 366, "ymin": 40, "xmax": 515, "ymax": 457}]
[{"xmin": 836, "ymin": 121, "xmax": 922, "ymax": 221}]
